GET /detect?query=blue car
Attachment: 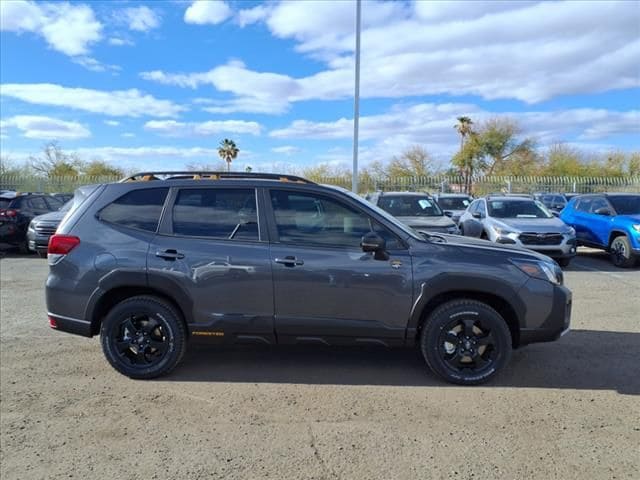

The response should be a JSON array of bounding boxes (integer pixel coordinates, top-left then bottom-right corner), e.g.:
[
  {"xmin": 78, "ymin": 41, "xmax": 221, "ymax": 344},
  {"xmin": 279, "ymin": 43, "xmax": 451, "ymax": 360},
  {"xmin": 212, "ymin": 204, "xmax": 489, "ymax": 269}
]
[{"xmin": 560, "ymin": 193, "xmax": 640, "ymax": 268}]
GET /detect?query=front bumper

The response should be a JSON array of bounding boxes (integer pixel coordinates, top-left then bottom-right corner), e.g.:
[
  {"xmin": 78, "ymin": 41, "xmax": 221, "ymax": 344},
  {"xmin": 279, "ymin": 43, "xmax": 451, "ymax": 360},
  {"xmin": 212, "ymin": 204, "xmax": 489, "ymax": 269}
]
[
  {"xmin": 518, "ymin": 280, "xmax": 572, "ymax": 345},
  {"xmin": 494, "ymin": 234, "xmax": 577, "ymax": 258},
  {"xmin": 27, "ymin": 229, "xmax": 52, "ymax": 252}
]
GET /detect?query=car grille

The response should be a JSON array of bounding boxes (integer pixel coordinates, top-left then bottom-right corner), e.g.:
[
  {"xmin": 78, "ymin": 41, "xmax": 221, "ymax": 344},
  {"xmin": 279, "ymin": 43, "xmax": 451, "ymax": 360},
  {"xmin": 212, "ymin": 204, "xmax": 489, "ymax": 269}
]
[
  {"xmin": 35, "ymin": 224, "xmax": 58, "ymax": 235},
  {"xmin": 519, "ymin": 232, "xmax": 563, "ymax": 245}
]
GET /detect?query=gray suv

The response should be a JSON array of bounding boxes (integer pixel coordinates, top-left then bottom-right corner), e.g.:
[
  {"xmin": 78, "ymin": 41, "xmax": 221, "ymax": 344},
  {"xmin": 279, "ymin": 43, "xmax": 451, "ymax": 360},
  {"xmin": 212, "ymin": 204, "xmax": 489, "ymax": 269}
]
[{"xmin": 46, "ymin": 172, "xmax": 572, "ymax": 385}]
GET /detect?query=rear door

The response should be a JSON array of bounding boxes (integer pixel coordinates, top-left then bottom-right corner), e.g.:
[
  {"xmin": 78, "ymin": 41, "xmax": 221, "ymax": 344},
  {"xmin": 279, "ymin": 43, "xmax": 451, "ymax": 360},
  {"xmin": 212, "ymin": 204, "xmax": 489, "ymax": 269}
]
[
  {"xmin": 148, "ymin": 186, "xmax": 274, "ymax": 343},
  {"xmin": 265, "ymin": 188, "xmax": 413, "ymax": 345}
]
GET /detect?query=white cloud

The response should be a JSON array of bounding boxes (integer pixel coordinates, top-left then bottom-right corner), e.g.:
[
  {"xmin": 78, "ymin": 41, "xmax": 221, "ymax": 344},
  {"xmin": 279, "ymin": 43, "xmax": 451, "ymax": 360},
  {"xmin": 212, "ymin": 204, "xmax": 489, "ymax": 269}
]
[
  {"xmin": 144, "ymin": 119, "xmax": 262, "ymax": 137},
  {"xmin": 1, "ymin": 1, "xmax": 102, "ymax": 56},
  {"xmin": 271, "ymin": 145, "xmax": 302, "ymax": 156},
  {"xmin": 184, "ymin": 0, "xmax": 232, "ymax": 25},
  {"xmin": 120, "ymin": 6, "xmax": 161, "ymax": 32},
  {"xmin": 1, "ymin": 115, "xmax": 90, "ymax": 140},
  {"xmin": 1, "ymin": 83, "xmax": 186, "ymax": 117},
  {"xmin": 145, "ymin": 1, "xmax": 640, "ymax": 112},
  {"xmin": 121, "ymin": 133, "xmax": 136, "ymax": 138},
  {"xmin": 108, "ymin": 37, "xmax": 133, "ymax": 46},
  {"xmin": 71, "ymin": 56, "xmax": 121, "ymax": 73},
  {"xmin": 104, "ymin": 120, "xmax": 120, "ymax": 126}
]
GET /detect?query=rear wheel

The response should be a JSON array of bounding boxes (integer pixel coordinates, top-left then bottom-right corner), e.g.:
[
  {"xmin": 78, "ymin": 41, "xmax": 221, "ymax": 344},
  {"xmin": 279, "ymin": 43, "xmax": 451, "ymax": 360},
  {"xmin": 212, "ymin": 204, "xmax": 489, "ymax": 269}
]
[
  {"xmin": 100, "ymin": 296, "xmax": 187, "ymax": 379},
  {"xmin": 610, "ymin": 235, "xmax": 635, "ymax": 268},
  {"xmin": 557, "ymin": 257, "xmax": 571, "ymax": 268},
  {"xmin": 37, "ymin": 250, "xmax": 47, "ymax": 258},
  {"xmin": 420, "ymin": 299, "xmax": 512, "ymax": 385}
]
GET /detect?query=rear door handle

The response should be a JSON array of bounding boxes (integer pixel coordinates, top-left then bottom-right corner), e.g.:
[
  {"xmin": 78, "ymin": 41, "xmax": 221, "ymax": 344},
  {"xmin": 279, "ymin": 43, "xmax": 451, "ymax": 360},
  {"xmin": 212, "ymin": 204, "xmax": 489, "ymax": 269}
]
[
  {"xmin": 274, "ymin": 256, "xmax": 304, "ymax": 266},
  {"xmin": 155, "ymin": 249, "xmax": 185, "ymax": 260}
]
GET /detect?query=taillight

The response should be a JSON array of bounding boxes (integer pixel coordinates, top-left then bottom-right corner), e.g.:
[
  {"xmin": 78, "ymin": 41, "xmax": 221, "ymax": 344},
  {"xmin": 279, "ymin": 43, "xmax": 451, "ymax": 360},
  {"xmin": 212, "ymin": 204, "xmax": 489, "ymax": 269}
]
[
  {"xmin": 0, "ymin": 209, "xmax": 18, "ymax": 218},
  {"xmin": 48, "ymin": 316, "xmax": 58, "ymax": 328},
  {"xmin": 48, "ymin": 234, "xmax": 80, "ymax": 255}
]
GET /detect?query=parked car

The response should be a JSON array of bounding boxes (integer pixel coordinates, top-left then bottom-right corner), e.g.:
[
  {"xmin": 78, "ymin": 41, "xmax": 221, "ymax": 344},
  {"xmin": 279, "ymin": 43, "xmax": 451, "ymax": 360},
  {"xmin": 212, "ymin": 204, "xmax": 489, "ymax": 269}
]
[
  {"xmin": 0, "ymin": 193, "xmax": 64, "ymax": 253},
  {"xmin": 459, "ymin": 196, "xmax": 577, "ymax": 267},
  {"xmin": 27, "ymin": 198, "xmax": 73, "ymax": 257},
  {"xmin": 366, "ymin": 191, "xmax": 460, "ymax": 234},
  {"xmin": 560, "ymin": 193, "xmax": 640, "ymax": 268},
  {"xmin": 433, "ymin": 193, "xmax": 474, "ymax": 224},
  {"xmin": 46, "ymin": 171, "xmax": 572, "ymax": 385},
  {"xmin": 50, "ymin": 192, "xmax": 73, "ymax": 203},
  {"xmin": 533, "ymin": 193, "xmax": 568, "ymax": 215}
]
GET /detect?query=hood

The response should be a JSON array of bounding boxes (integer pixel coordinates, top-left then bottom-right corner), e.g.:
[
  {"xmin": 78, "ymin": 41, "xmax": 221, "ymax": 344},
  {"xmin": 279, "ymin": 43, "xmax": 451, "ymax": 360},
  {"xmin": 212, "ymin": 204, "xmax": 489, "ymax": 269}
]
[
  {"xmin": 614, "ymin": 214, "xmax": 640, "ymax": 224},
  {"xmin": 495, "ymin": 216, "xmax": 569, "ymax": 233},
  {"xmin": 397, "ymin": 215, "xmax": 456, "ymax": 229},
  {"xmin": 421, "ymin": 233, "xmax": 553, "ymax": 262},
  {"xmin": 31, "ymin": 210, "xmax": 66, "ymax": 224}
]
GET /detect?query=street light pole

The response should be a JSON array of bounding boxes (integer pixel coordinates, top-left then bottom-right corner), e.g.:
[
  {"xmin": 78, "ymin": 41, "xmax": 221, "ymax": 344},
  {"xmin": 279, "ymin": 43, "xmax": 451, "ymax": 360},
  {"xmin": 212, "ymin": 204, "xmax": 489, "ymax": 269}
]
[{"xmin": 352, "ymin": 0, "xmax": 361, "ymax": 193}]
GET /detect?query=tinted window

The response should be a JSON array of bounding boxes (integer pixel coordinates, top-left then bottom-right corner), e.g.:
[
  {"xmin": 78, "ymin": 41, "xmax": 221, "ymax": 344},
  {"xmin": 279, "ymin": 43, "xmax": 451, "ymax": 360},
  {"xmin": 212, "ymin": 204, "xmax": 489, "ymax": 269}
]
[
  {"xmin": 437, "ymin": 197, "xmax": 470, "ymax": 210},
  {"xmin": 575, "ymin": 198, "xmax": 592, "ymax": 213},
  {"xmin": 100, "ymin": 188, "xmax": 168, "ymax": 232},
  {"xmin": 608, "ymin": 195, "xmax": 640, "ymax": 215},
  {"xmin": 588, "ymin": 197, "xmax": 609, "ymax": 214},
  {"xmin": 45, "ymin": 196, "xmax": 64, "ymax": 210},
  {"xmin": 172, "ymin": 188, "xmax": 258, "ymax": 240},
  {"xmin": 378, "ymin": 195, "xmax": 443, "ymax": 217},
  {"xmin": 0, "ymin": 199, "xmax": 11, "ymax": 209},
  {"xmin": 488, "ymin": 200, "xmax": 552, "ymax": 218},
  {"xmin": 28, "ymin": 197, "xmax": 48, "ymax": 210},
  {"xmin": 271, "ymin": 190, "xmax": 400, "ymax": 248}
]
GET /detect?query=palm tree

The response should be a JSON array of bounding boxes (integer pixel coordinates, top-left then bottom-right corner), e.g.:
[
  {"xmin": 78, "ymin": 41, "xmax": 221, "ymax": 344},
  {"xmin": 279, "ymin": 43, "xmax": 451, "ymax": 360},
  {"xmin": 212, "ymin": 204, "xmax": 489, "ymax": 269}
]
[
  {"xmin": 217, "ymin": 139, "xmax": 239, "ymax": 172},
  {"xmin": 454, "ymin": 116, "xmax": 474, "ymax": 194}
]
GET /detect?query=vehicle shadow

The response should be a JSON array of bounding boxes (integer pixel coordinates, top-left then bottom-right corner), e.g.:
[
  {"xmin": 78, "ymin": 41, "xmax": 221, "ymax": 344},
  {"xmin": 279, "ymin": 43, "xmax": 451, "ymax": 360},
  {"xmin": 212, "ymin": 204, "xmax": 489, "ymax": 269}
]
[
  {"xmin": 567, "ymin": 248, "xmax": 640, "ymax": 272},
  {"xmin": 0, "ymin": 249, "xmax": 44, "ymax": 260},
  {"xmin": 164, "ymin": 329, "xmax": 639, "ymax": 395}
]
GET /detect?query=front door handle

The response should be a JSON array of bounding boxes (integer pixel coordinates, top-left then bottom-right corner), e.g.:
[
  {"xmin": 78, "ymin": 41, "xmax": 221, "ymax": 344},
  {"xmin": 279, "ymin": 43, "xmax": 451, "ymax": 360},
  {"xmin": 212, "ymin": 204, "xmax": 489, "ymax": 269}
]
[
  {"xmin": 155, "ymin": 249, "xmax": 185, "ymax": 260},
  {"xmin": 274, "ymin": 256, "xmax": 304, "ymax": 267}
]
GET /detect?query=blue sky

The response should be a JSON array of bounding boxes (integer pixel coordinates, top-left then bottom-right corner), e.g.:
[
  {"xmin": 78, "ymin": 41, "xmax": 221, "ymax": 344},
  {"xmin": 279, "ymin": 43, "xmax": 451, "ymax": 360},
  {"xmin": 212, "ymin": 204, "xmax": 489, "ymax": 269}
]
[{"xmin": 1, "ymin": 0, "xmax": 639, "ymax": 173}]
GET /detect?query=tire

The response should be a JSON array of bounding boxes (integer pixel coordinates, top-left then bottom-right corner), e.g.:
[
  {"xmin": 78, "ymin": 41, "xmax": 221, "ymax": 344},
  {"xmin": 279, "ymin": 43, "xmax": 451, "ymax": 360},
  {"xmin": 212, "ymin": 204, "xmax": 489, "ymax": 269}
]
[
  {"xmin": 420, "ymin": 299, "xmax": 512, "ymax": 385},
  {"xmin": 18, "ymin": 241, "xmax": 30, "ymax": 255},
  {"xmin": 100, "ymin": 295, "xmax": 187, "ymax": 379},
  {"xmin": 609, "ymin": 235, "xmax": 635, "ymax": 268},
  {"xmin": 557, "ymin": 257, "xmax": 571, "ymax": 268},
  {"xmin": 37, "ymin": 250, "xmax": 47, "ymax": 259}
]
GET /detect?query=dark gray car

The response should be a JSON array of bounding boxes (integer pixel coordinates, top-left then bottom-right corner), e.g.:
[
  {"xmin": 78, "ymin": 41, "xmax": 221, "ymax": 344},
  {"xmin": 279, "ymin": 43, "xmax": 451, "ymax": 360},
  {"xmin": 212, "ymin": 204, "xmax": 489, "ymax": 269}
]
[
  {"xmin": 27, "ymin": 200, "xmax": 73, "ymax": 257},
  {"xmin": 46, "ymin": 172, "xmax": 571, "ymax": 385}
]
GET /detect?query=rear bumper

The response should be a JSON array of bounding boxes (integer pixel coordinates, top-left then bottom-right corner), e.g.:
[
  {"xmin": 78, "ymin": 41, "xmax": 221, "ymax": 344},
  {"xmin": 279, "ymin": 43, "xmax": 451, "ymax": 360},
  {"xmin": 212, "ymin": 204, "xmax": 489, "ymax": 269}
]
[
  {"xmin": 519, "ymin": 284, "xmax": 572, "ymax": 345},
  {"xmin": 48, "ymin": 312, "xmax": 93, "ymax": 337}
]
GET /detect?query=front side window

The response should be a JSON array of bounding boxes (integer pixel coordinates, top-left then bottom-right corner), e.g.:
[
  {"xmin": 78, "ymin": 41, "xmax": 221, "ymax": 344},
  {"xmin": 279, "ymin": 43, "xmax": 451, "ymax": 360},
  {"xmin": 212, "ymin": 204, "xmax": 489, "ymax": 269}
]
[
  {"xmin": 270, "ymin": 190, "xmax": 400, "ymax": 249},
  {"xmin": 99, "ymin": 188, "xmax": 169, "ymax": 232},
  {"xmin": 172, "ymin": 188, "xmax": 258, "ymax": 240},
  {"xmin": 377, "ymin": 195, "xmax": 443, "ymax": 217},
  {"xmin": 28, "ymin": 197, "xmax": 48, "ymax": 210},
  {"xmin": 588, "ymin": 197, "xmax": 609, "ymax": 214}
]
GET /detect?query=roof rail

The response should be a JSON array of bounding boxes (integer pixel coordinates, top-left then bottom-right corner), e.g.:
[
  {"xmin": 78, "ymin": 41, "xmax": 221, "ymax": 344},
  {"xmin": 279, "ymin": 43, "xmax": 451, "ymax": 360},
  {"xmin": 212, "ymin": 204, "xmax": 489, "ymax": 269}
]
[{"xmin": 120, "ymin": 171, "xmax": 315, "ymax": 184}]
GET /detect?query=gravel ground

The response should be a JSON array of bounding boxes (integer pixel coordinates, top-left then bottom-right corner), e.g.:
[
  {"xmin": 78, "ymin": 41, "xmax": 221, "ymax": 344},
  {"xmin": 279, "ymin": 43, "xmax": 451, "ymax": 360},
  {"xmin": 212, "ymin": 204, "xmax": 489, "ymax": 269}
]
[{"xmin": 1, "ymin": 249, "xmax": 639, "ymax": 479}]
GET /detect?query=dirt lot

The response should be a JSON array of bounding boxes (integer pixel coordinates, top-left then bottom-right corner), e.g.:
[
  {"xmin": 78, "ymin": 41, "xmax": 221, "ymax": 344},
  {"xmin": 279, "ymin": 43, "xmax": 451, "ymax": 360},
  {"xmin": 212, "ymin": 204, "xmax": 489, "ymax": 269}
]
[{"xmin": 1, "ymin": 249, "xmax": 639, "ymax": 479}]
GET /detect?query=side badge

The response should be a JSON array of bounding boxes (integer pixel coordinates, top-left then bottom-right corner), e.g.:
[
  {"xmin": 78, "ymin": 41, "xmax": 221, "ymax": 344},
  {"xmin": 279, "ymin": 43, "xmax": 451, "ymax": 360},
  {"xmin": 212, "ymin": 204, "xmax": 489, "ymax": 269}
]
[{"xmin": 390, "ymin": 259, "xmax": 402, "ymax": 269}]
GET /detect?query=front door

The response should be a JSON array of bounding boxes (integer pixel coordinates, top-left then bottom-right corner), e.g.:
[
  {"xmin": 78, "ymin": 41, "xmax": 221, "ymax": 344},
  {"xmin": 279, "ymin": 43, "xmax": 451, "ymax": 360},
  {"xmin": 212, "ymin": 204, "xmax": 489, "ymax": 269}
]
[
  {"xmin": 148, "ymin": 187, "xmax": 274, "ymax": 343},
  {"xmin": 266, "ymin": 189, "xmax": 413, "ymax": 345}
]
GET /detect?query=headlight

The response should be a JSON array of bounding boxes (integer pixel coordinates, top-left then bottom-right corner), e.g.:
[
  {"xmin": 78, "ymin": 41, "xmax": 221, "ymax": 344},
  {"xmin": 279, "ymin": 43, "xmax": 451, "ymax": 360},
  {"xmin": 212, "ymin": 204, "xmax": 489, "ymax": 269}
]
[
  {"xmin": 493, "ymin": 225, "xmax": 517, "ymax": 236},
  {"xmin": 567, "ymin": 227, "xmax": 576, "ymax": 236},
  {"xmin": 447, "ymin": 225, "xmax": 459, "ymax": 234},
  {"xmin": 632, "ymin": 224, "xmax": 640, "ymax": 233},
  {"xmin": 28, "ymin": 222, "xmax": 36, "ymax": 231},
  {"xmin": 511, "ymin": 258, "xmax": 561, "ymax": 285}
]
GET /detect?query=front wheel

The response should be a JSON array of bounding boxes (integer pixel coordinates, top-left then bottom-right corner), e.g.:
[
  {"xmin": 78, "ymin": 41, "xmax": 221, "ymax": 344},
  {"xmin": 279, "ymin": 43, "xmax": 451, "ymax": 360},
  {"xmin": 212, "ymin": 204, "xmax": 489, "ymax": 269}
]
[
  {"xmin": 610, "ymin": 235, "xmax": 635, "ymax": 268},
  {"xmin": 100, "ymin": 296, "xmax": 187, "ymax": 379},
  {"xmin": 420, "ymin": 300, "xmax": 512, "ymax": 385}
]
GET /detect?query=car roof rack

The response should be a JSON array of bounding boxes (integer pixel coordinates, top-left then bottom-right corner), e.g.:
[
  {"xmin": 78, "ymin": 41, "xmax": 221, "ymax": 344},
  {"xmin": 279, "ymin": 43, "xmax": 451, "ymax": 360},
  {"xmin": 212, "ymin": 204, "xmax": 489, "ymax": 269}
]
[{"xmin": 120, "ymin": 171, "xmax": 315, "ymax": 184}]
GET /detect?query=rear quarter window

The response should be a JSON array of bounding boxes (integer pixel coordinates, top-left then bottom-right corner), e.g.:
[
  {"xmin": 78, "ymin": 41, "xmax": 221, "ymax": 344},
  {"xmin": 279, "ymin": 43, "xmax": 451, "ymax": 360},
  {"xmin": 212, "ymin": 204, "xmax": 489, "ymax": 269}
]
[{"xmin": 99, "ymin": 188, "xmax": 169, "ymax": 232}]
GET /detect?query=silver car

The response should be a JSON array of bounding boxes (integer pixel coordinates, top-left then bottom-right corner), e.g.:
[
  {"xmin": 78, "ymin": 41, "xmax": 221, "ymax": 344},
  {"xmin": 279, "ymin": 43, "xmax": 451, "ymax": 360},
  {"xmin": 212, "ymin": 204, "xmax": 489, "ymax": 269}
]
[{"xmin": 459, "ymin": 196, "xmax": 577, "ymax": 267}]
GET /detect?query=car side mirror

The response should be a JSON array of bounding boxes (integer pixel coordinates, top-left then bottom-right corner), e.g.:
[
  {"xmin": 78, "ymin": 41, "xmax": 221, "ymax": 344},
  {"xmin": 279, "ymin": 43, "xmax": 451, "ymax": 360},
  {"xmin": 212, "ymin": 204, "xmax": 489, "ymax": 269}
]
[
  {"xmin": 595, "ymin": 207, "xmax": 612, "ymax": 216},
  {"xmin": 472, "ymin": 211, "xmax": 482, "ymax": 219},
  {"xmin": 361, "ymin": 232, "xmax": 388, "ymax": 260},
  {"xmin": 444, "ymin": 211, "xmax": 453, "ymax": 218}
]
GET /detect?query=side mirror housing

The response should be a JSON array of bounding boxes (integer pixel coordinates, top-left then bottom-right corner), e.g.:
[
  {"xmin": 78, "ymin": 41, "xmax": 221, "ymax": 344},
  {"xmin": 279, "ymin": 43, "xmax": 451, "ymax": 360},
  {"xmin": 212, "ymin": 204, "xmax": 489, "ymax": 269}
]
[
  {"xmin": 361, "ymin": 232, "xmax": 388, "ymax": 260},
  {"xmin": 595, "ymin": 207, "xmax": 612, "ymax": 216},
  {"xmin": 472, "ymin": 211, "xmax": 482, "ymax": 219},
  {"xmin": 444, "ymin": 211, "xmax": 453, "ymax": 218}
]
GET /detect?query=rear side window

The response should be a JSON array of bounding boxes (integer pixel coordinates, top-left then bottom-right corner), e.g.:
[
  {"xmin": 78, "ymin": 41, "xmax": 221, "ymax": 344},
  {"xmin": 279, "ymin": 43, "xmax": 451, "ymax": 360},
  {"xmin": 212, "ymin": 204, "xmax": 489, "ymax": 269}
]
[
  {"xmin": 172, "ymin": 188, "xmax": 258, "ymax": 241},
  {"xmin": 28, "ymin": 197, "xmax": 48, "ymax": 210},
  {"xmin": 99, "ymin": 188, "xmax": 169, "ymax": 232}
]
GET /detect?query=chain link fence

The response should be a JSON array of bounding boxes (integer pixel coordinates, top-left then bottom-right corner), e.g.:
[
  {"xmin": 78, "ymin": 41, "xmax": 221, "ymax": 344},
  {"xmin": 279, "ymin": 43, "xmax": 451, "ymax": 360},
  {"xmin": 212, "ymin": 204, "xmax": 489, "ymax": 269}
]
[{"xmin": 1, "ymin": 174, "xmax": 639, "ymax": 195}]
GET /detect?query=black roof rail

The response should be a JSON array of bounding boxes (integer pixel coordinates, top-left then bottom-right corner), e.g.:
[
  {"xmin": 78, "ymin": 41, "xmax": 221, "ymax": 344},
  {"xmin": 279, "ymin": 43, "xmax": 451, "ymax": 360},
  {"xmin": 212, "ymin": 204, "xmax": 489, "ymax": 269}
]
[{"xmin": 119, "ymin": 171, "xmax": 315, "ymax": 184}]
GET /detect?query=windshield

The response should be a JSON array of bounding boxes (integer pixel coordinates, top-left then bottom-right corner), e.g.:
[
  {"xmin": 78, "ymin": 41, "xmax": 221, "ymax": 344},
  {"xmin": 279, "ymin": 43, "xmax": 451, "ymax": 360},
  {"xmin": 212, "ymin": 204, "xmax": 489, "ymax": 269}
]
[
  {"xmin": 377, "ymin": 195, "xmax": 443, "ymax": 217},
  {"xmin": 0, "ymin": 199, "xmax": 12, "ymax": 209},
  {"xmin": 437, "ymin": 197, "xmax": 471, "ymax": 210},
  {"xmin": 608, "ymin": 195, "xmax": 640, "ymax": 215},
  {"xmin": 488, "ymin": 200, "xmax": 553, "ymax": 219}
]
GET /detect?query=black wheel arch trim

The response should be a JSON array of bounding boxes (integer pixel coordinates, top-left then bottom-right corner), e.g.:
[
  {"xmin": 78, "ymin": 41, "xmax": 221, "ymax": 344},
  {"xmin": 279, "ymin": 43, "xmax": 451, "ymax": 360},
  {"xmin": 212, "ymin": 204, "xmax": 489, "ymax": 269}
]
[
  {"xmin": 84, "ymin": 269, "xmax": 193, "ymax": 335},
  {"xmin": 407, "ymin": 273, "xmax": 526, "ymax": 338}
]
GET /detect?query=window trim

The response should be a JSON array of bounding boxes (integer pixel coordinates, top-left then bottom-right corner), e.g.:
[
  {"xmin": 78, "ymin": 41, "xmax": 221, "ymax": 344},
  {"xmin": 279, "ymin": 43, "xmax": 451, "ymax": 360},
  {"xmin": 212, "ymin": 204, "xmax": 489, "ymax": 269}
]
[
  {"xmin": 97, "ymin": 187, "xmax": 170, "ymax": 234},
  {"xmin": 264, "ymin": 187, "xmax": 407, "ymax": 251},
  {"xmin": 158, "ymin": 186, "xmax": 264, "ymax": 243}
]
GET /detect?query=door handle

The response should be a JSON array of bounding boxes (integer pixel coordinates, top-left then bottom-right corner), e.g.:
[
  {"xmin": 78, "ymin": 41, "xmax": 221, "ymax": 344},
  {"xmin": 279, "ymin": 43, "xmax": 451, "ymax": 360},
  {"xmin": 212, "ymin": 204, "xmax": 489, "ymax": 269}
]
[
  {"xmin": 155, "ymin": 249, "xmax": 185, "ymax": 260},
  {"xmin": 274, "ymin": 256, "xmax": 304, "ymax": 266}
]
